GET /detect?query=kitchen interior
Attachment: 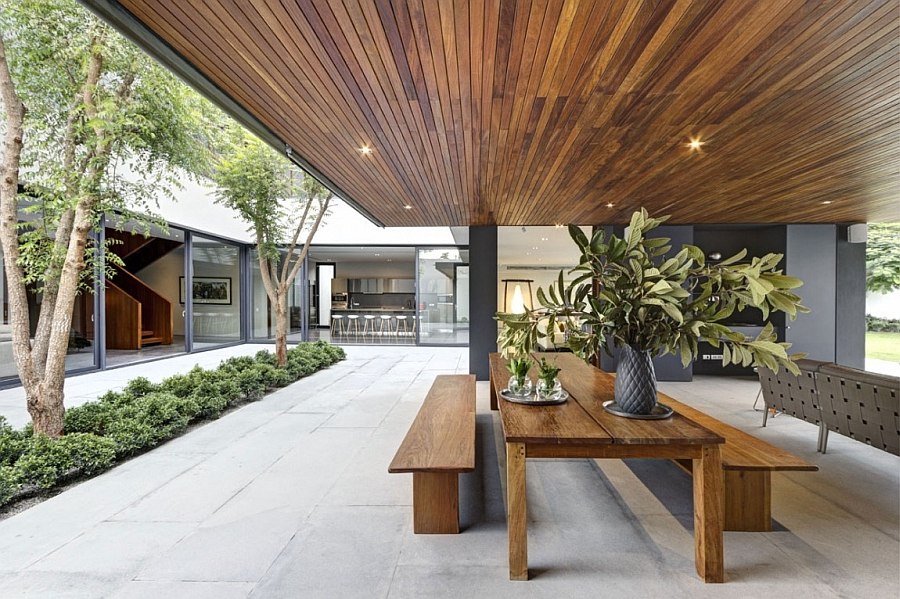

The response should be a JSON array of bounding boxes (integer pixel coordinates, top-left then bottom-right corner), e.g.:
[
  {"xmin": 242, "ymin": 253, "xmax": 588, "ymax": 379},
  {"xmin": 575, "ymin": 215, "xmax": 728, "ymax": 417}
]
[{"xmin": 308, "ymin": 247, "xmax": 416, "ymax": 344}]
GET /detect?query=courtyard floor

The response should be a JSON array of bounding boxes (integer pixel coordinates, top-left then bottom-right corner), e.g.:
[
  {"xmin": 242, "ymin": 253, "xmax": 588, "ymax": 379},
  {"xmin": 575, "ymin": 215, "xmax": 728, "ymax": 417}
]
[{"xmin": 0, "ymin": 345, "xmax": 897, "ymax": 598}]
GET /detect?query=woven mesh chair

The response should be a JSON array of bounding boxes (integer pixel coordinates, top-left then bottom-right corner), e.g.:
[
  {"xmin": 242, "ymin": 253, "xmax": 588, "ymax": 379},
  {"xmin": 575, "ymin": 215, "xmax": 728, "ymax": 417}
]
[
  {"xmin": 814, "ymin": 365, "xmax": 900, "ymax": 455},
  {"xmin": 758, "ymin": 359, "xmax": 829, "ymax": 451}
]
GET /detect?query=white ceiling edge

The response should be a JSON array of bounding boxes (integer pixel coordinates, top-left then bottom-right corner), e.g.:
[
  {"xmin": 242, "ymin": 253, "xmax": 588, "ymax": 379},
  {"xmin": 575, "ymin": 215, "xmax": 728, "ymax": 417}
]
[
  {"xmin": 497, "ymin": 225, "xmax": 588, "ymax": 267},
  {"xmin": 109, "ymin": 162, "xmax": 456, "ymax": 246}
]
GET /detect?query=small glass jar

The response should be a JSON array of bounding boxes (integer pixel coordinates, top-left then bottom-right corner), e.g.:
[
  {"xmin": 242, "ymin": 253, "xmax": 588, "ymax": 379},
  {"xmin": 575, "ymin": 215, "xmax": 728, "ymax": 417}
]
[
  {"xmin": 508, "ymin": 376, "xmax": 533, "ymax": 397},
  {"xmin": 536, "ymin": 377, "xmax": 562, "ymax": 399}
]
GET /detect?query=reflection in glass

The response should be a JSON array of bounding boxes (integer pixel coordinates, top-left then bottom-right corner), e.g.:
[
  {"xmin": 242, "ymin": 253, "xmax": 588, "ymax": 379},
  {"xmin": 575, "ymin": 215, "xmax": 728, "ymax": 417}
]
[
  {"xmin": 1, "ymin": 248, "xmax": 97, "ymax": 381},
  {"xmin": 417, "ymin": 248, "xmax": 469, "ymax": 345},
  {"xmin": 250, "ymin": 249, "xmax": 304, "ymax": 342},
  {"xmin": 191, "ymin": 236, "xmax": 242, "ymax": 348}
]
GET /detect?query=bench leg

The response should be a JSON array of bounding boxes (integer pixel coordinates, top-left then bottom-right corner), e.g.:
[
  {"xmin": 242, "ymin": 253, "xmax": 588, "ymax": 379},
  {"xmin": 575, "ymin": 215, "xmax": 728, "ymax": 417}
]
[
  {"xmin": 723, "ymin": 470, "xmax": 771, "ymax": 532},
  {"xmin": 412, "ymin": 472, "xmax": 459, "ymax": 534}
]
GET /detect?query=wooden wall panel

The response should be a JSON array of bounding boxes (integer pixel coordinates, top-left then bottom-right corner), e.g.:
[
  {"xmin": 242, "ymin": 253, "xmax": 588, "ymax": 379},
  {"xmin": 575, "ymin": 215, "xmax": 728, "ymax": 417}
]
[{"xmin": 117, "ymin": 0, "xmax": 900, "ymax": 226}]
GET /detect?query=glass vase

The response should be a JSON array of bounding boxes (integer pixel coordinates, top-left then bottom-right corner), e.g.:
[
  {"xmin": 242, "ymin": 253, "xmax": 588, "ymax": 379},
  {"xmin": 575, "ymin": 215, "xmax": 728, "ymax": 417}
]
[
  {"xmin": 507, "ymin": 376, "xmax": 533, "ymax": 397},
  {"xmin": 536, "ymin": 377, "xmax": 562, "ymax": 399}
]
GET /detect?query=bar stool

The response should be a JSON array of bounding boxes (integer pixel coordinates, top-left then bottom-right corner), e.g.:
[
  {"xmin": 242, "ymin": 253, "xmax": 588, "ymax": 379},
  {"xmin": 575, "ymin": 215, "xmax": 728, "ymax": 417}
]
[
  {"xmin": 378, "ymin": 315, "xmax": 393, "ymax": 336},
  {"xmin": 345, "ymin": 314, "xmax": 361, "ymax": 335},
  {"xmin": 395, "ymin": 315, "xmax": 409, "ymax": 336},
  {"xmin": 331, "ymin": 314, "xmax": 345, "ymax": 337},
  {"xmin": 363, "ymin": 314, "xmax": 377, "ymax": 335}
]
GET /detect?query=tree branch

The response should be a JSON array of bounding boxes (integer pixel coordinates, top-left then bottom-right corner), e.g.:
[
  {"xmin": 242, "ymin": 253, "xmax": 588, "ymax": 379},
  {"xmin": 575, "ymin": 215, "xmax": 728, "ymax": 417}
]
[
  {"xmin": 287, "ymin": 195, "xmax": 330, "ymax": 284},
  {"xmin": 280, "ymin": 195, "xmax": 312, "ymax": 282}
]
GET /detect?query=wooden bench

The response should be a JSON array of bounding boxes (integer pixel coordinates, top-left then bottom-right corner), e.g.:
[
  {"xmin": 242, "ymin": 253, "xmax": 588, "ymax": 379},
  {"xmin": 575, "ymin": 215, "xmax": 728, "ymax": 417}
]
[
  {"xmin": 489, "ymin": 353, "xmax": 818, "ymax": 532},
  {"xmin": 660, "ymin": 395, "xmax": 818, "ymax": 531},
  {"xmin": 388, "ymin": 374, "xmax": 476, "ymax": 534}
]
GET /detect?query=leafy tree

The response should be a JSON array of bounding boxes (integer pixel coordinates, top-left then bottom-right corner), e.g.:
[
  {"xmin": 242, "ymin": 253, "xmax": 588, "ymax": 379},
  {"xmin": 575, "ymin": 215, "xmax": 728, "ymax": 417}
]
[
  {"xmin": 214, "ymin": 133, "xmax": 331, "ymax": 367},
  {"xmin": 866, "ymin": 223, "xmax": 900, "ymax": 294},
  {"xmin": 0, "ymin": 0, "xmax": 221, "ymax": 436}
]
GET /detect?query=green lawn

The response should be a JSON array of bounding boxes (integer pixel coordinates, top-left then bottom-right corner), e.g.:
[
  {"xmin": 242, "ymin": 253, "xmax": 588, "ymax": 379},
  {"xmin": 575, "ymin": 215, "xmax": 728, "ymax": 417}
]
[{"xmin": 866, "ymin": 332, "xmax": 900, "ymax": 362}]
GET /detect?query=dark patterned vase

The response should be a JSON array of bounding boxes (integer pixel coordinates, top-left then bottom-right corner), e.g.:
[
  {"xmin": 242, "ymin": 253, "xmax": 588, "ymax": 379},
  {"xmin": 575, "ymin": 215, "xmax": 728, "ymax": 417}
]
[{"xmin": 614, "ymin": 345, "xmax": 657, "ymax": 414}]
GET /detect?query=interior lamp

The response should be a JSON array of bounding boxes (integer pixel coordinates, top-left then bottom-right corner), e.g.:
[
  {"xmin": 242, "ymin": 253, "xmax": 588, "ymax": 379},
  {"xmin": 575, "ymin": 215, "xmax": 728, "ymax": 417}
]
[{"xmin": 510, "ymin": 284, "xmax": 526, "ymax": 314}]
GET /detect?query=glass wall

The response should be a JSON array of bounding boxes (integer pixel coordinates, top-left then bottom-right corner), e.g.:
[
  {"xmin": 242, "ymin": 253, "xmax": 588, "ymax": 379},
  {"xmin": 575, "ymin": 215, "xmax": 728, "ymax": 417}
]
[
  {"xmin": 417, "ymin": 248, "xmax": 469, "ymax": 345},
  {"xmin": 250, "ymin": 249, "xmax": 304, "ymax": 342},
  {"xmin": 1, "ymin": 248, "xmax": 98, "ymax": 383},
  {"xmin": 191, "ymin": 235, "xmax": 242, "ymax": 348},
  {"xmin": 103, "ymin": 218, "xmax": 187, "ymax": 368}
]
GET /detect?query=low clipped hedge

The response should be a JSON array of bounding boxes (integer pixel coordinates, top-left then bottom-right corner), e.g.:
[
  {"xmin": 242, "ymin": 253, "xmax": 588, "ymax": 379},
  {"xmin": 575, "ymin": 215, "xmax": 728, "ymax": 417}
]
[
  {"xmin": 866, "ymin": 315, "xmax": 900, "ymax": 333},
  {"xmin": 0, "ymin": 341, "xmax": 345, "ymax": 508}
]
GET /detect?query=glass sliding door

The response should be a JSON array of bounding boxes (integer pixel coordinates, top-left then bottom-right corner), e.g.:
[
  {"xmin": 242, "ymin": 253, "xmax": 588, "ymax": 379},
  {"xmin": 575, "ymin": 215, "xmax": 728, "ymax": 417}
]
[
  {"xmin": 416, "ymin": 248, "xmax": 469, "ymax": 345},
  {"xmin": 191, "ymin": 235, "xmax": 242, "ymax": 348},
  {"xmin": 250, "ymin": 249, "xmax": 304, "ymax": 343},
  {"xmin": 102, "ymin": 217, "xmax": 187, "ymax": 367},
  {"xmin": 1, "ymin": 247, "xmax": 98, "ymax": 383}
]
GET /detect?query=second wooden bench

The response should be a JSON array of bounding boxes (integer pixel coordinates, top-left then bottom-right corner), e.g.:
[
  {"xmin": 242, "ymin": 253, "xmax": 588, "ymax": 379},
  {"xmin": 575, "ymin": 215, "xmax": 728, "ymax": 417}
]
[{"xmin": 388, "ymin": 374, "xmax": 476, "ymax": 534}]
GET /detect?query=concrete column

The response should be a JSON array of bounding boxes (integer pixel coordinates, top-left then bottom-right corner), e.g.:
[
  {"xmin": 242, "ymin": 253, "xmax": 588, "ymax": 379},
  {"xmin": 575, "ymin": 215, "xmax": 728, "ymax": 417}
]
[{"xmin": 469, "ymin": 226, "xmax": 497, "ymax": 380}]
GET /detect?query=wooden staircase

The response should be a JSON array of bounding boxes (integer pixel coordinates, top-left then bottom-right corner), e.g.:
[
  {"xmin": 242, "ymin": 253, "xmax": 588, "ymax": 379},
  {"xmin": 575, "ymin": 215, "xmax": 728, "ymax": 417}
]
[{"xmin": 104, "ymin": 229, "xmax": 180, "ymax": 351}]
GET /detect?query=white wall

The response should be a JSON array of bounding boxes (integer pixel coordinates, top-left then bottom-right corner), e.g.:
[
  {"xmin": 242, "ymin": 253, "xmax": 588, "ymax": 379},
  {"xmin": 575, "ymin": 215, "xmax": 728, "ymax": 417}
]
[
  {"xmin": 135, "ymin": 249, "xmax": 186, "ymax": 335},
  {"xmin": 867, "ymin": 290, "xmax": 900, "ymax": 319}
]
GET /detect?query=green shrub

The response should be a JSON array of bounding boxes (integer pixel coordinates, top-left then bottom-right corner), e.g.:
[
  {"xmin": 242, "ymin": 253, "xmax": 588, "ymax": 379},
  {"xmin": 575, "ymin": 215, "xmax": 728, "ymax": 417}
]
[
  {"xmin": 0, "ymin": 342, "xmax": 344, "ymax": 507},
  {"xmin": 236, "ymin": 368, "xmax": 268, "ymax": 401},
  {"xmin": 219, "ymin": 355, "xmax": 257, "ymax": 373},
  {"xmin": 0, "ymin": 416, "xmax": 27, "ymax": 467},
  {"xmin": 64, "ymin": 401, "xmax": 115, "ymax": 436},
  {"xmin": 0, "ymin": 465, "xmax": 17, "ymax": 505},
  {"xmin": 866, "ymin": 315, "xmax": 900, "ymax": 333},
  {"xmin": 14, "ymin": 435, "xmax": 75, "ymax": 489},
  {"xmin": 254, "ymin": 349, "xmax": 277, "ymax": 366},
  {"xmin": 57, "ymin": 433, "xmax": 116, "ymax": 475},
  {"xmin": 123, "ymin": 376, "xmax": 159, "ymax": 397},
  {"xmin": 107, "ymin": 392, "xmax": 196, "ymax": 455}
]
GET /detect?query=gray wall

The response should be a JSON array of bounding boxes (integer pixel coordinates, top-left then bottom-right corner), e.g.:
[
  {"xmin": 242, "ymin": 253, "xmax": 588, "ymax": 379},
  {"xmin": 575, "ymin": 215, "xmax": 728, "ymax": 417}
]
[{"xmin": 469, "ymin": 226, "xmax": 497, "ymax": 380}]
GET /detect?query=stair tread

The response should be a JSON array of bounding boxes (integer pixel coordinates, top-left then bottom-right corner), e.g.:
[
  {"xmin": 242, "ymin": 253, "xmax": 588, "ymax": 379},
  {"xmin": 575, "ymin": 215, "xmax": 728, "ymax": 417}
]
[{"xmin": 141, "ymin": 337, "xmax": 164, "ymax": 346}]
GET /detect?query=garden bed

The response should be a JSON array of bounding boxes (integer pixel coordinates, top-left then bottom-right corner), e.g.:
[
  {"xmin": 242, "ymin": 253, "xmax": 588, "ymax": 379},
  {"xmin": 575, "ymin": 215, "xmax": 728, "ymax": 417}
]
[{"xmin": 0, "ymin": 341, "xmax": 345, "ymax": 515}]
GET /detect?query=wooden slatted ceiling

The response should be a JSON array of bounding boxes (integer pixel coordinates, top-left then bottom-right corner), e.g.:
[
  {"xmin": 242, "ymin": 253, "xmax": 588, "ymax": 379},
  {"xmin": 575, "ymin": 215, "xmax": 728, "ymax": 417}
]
[{"xmin": 117, "ymin": 0, "xmax": 899, "ymax": 226}]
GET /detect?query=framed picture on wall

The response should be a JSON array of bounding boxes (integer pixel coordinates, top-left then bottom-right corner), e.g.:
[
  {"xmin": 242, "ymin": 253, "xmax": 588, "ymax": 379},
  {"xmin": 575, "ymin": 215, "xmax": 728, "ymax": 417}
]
[{"xmin": 179, "ymin": 276, "xmax": 232, "ymax": 305}]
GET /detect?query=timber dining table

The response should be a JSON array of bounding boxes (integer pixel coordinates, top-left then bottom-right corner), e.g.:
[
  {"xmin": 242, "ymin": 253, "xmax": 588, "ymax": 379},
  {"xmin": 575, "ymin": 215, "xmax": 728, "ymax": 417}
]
[{"xmin": 489, "ymin": 353, "xmax": 726, "ymax": 583}]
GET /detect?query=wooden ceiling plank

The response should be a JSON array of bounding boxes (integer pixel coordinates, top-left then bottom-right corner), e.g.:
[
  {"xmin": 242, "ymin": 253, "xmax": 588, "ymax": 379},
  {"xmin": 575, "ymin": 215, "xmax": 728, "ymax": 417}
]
[
  {"xmin": 359, "ymin": 0, "xmax": 450, "ymax": 218},
  {"xmin": 409, "ymin": 0, "xmax": 466, "ymax": 223},
  {"xmin": 119, "ymin": 0, "xmax": 900, "ymax": 225},
  {"xmin": 335, "ymin": 0, "xmax": 447, "ymax": 219}
]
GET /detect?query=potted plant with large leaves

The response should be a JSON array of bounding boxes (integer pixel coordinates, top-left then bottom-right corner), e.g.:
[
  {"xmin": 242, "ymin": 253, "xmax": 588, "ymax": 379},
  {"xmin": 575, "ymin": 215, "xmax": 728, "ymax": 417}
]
[{"xmin": 496, "ymin": 209, "xmax": 809, "ymax": 416}]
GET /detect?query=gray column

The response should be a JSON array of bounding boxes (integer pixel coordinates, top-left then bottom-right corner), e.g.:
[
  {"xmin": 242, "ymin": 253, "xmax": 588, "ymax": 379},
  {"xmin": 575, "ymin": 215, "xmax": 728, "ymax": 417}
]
[
  {"xmin": 785, "ymin": 225, "xmax": 837, "ymax": 362},
  {"xmin": 835, "ymin": 226, "xmax": 866, "ymax": 368},
  {"xmin": 468, "ymin": 226, "xmax": 497, "ymax": 380}
]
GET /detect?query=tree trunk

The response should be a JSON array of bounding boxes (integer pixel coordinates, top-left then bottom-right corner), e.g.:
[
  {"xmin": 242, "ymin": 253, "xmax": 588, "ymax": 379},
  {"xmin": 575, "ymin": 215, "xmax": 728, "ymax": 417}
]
[
  {"xmin": 26, "ymin": 381, "xmax": 65, "ymax": 437},
  {"xmin": 274, "ymin": 294, "xmax": 288, "ymax": 367}
]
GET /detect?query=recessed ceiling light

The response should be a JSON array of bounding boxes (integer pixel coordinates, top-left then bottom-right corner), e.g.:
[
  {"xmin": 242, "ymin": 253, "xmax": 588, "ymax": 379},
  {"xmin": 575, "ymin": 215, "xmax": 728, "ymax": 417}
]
[
  {"xmin": 532, "ymin": 246, "xmax": 539, "ymax": 250},
  {"xmin": 606, "ymin": 202, "xmax": 615, "ymax": 208},
  {"xmin": 358, "ymin": 145, "xmax": 373, "ymax": 155},
  {"xmin": 687, "ymin": 136, "xmax": 705, "ymax": 151},
  {"xmin": 374, "ymin": 253, "xmax": 380, "ymax": 256},
  {"xmin": 541, "ymin": 237, "xmax": 548, "ymax": 241},
  {"xmin": 821, "ymin": 200, "xmax": 833, "ymax": 205},
  {"xmin": 403, "ymin": 204, "xmax": 412, "ymax": 210},
  {"xmin": 554, "ymin": 224, "xmax": 564, "ymax": 229}
]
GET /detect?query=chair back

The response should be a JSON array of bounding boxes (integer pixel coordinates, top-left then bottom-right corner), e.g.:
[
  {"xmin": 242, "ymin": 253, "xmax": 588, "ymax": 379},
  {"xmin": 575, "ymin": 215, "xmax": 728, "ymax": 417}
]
[
  {"xmin": 758, "ymin": 359, "xmax": 828, "ymax": 425},
  {"xmin": 814, "ymin": 365, "xmax": 900, "ymax": 456}
]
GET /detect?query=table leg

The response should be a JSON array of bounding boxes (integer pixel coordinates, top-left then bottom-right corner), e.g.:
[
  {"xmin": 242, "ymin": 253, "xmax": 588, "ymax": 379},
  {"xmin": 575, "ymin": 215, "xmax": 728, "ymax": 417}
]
[
  {"xmin": 694, "ymin": 444, "xmax": 724, "ymax": 583},
  {"xmin": 507, "ymin": 442, "xmax": 528, "ymax": 580},
  {"xmin": 490, "ymin": 379, "xmax": 498, "ymax": 411}
]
